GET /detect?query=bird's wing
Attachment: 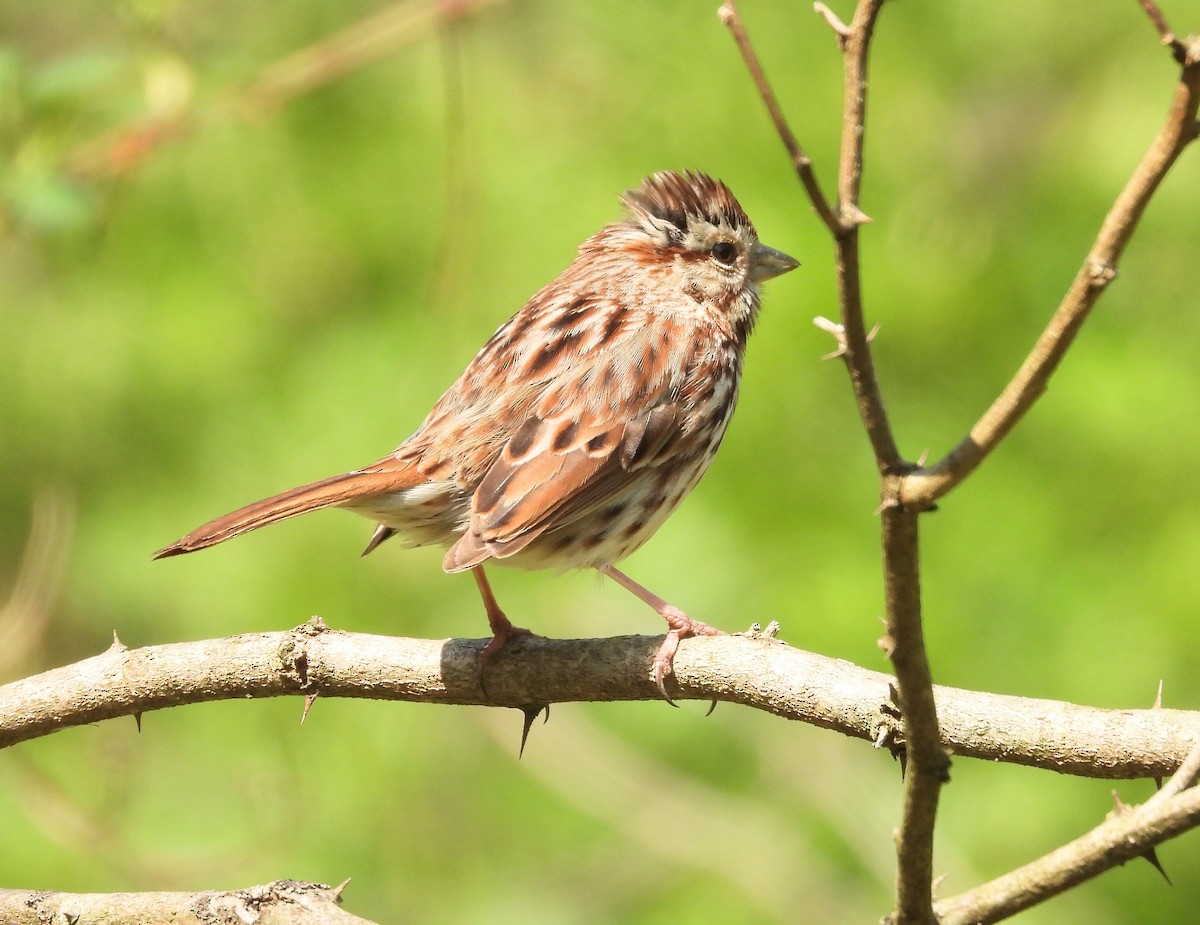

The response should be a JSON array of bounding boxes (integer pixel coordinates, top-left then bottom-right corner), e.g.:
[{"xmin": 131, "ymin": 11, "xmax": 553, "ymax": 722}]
[{"xmin": 441, "ymin": 400, "xmax": 686, "ymax": 572}]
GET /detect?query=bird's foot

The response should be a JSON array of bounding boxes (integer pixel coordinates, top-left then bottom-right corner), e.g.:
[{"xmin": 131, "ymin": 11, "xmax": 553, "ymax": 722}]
[{"xmin": 652, "ymin": 606, "xmax": 724, "ymax": 707}]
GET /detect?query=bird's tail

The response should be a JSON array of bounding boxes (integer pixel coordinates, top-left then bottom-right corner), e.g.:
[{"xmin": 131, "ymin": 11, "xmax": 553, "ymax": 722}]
[{"xmin": 153, "ymin": 463, "xmax": 421, "ymax": 559}]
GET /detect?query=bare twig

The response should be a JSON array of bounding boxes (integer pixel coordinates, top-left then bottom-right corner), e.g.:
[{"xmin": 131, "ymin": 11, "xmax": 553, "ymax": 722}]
[
  {"xmin": 1139, "ymin": 0, "xmax": 1188, "ymax": 62},
  {"xmin": 1151, "ymin": 735, "xmax": 1200, "ymax": 800},
  {"xmin": 0, "ymin": 879, "xmax": 378, "ymax": 925},
  {"xmin": 718, "ymin": 1, "xmax": 842, "ymax": 236},
  {"xmin": 813, "ymin": 2, "xmax": 852, "ymax": 44},
  {"xmin": 833, "ymin": 0, "xmax": 901, "ymax": 475},
  {"xmin": 902, "ymin": 28, "xmax": 1200, "ymax": 508},
  {"xmin": 721, "ymin": 0, "xmax": 899, "ymax": 468},
  {"xmin": 3, "ymin": 618, "xmax": 1200, "ymax": 781},
  {"xmin": 935, "ymin": 740, "xmax": 1200, "ymax": 925}
]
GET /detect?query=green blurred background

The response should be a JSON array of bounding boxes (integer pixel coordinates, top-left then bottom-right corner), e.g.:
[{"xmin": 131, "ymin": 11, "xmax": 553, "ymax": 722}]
[{"xmin": 3, "ymin": 1, "xmax": 1200, "ymax": 922}]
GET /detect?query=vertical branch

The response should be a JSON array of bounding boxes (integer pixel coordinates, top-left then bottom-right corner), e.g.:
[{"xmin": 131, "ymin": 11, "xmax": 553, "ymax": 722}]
[
  {"xmin": 882, "ymin": 504, "xmax": 948, "ymax": 925},
  {"xmin": 835, "ymin": 1, "xmax": 902, "ymax": 477},
  {"xmin": 836, "ymin": 4, "xmax": 946, "ymax": 922},
  {"xmin": 832, "ymin": 1, "xmax": 902, "ymax": 474},
  {"xmin": 721, "ymin": 4, "xmax": 943, "ymax": 923}
]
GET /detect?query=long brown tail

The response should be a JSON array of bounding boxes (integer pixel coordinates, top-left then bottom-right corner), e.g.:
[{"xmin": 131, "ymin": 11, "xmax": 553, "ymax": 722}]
[{"xmin": 154, "ymin": 463, "xmax": 420, "ymax": 559}]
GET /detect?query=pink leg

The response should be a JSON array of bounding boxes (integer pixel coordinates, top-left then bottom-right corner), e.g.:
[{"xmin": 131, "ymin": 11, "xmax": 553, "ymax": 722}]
[
  {"xmin": 600, "ymin": 565, "xmax": 723, "ymax": 704},
  {"xmin": 471, "ymin": 566, "xmax": 533, "ymax": 696}
]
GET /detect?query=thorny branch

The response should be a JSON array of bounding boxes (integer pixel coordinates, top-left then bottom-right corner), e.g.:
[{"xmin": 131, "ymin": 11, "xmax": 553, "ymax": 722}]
[
  {"xmin": 4, "ymin": 618, "xmax": 1200, "ymax": 780},
  {"xmin": 0, "ymin": 879, "xmax": 378, "ymax": 925},
  {"xmin": 722, "ymin": 0, "xmax": 1200, "ymax": 923},
  {"xmin": 935, "ymin": 741, "xmax": 1200, "ymax": 925}
]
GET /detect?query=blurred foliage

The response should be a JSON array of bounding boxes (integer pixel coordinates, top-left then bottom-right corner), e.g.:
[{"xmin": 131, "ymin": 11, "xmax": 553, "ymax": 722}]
[{"xmin": 2, "ymin": 0, "xmax": 1200, "ymax": 922}]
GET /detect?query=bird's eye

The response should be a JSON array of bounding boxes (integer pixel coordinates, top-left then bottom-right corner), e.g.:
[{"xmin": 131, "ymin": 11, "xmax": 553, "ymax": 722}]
[{"xmin": 710, "ymin": 241, "xmax": 738, "ymax": 265}]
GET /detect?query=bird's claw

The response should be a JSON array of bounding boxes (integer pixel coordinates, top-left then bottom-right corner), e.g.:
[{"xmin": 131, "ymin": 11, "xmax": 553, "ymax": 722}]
[{"xmin": 651, "ymin": 614, "xmax": 723, "ymax": 707}]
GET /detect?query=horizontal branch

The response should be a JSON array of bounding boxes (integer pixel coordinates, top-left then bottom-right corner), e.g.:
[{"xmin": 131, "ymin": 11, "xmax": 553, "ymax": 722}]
[
  {"xmin": 0, "ymin": 879, "xmax": 379, "ymax": 925},
  {"xmin": 1, "ymin": 618, "xmax": 1196, "ymax": 779},
  {"xmin": 936, "ymin": 741, "xmax": 1200, "ymax": 924}
]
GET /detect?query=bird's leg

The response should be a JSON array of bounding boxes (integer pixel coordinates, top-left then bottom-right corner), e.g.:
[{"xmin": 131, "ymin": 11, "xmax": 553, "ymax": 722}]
[
  {"xmin": 600, "ymin": 565, "xmax": 723, "ymax": 705},
  {"xmin": 471, "ymin": 566, "xmax": 532, "ymax": 696}
]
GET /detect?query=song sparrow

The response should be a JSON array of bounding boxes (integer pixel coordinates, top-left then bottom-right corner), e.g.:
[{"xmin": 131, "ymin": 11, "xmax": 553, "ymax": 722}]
[{"xmin": 156, "ymin": 170, "xmax": 798, "ymax": 703}]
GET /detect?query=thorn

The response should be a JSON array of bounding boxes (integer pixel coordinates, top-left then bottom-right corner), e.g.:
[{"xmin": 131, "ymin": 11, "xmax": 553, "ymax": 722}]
[
  {"xmin": 518, "ymin": 704, "xmax": 550, "ymax": 758},
  {"xmin": 874, "ymin": 496, "xmax": 901, "ymax": 515},
  {"xmin": 877, "ymin": 632, "xmax": 896, "ymax": 658},
  {"xmin": 873, "ymin": 725, "xmax": 891, "ymax": 749},
  {"xmin": 813, "ymin": 316, "xmax": 850, "ymax": 360},
  {"xmin": 812, "ymin": 2, "xmax": 851, "ymax": 45},
  {"xmin": 133, "ymin": 711, "xmax": 143, "ymax": 733},
  {"xmin": 1113, "ymin": 790, "xmax": 1174, "ymax": 882},
  {"xmin": 705, "ymin": 699, "xmax": 719, "ymax": 717},
  {"xmin": 1142, "ymin": 846, "xmax": 1172, "ymax": 885},
  {"xmin": 916, "ymin": 449, "xmax": 930, "ymax": 467},
  {"xmin": 108, "ymin": 631, "xmax": 127, "ymax": 653},
  {"xmin": 301, "ymin": 691, "xmax": 318, "ymax": 725},
  {"xmin": 1150, "ymin": 681, "xmax": 1166, "ymax": 787},
  {"xmin": 836, "ymin": 203, "xmax": 873, "ymax": 226},
  {"xmin": 332, "ymin": 878, "xmax": 352, "ymax": 900}
]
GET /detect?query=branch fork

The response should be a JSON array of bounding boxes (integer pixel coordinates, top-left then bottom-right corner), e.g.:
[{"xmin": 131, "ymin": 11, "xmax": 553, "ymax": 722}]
[{"xmin": 722, "ymin": 0, "xmax": 1200, "ymax": 922}]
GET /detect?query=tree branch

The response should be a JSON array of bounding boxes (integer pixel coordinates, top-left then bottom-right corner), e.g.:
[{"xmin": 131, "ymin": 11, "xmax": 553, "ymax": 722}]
[
  {"xmin": 719, "ymin": 0, "xmax": 900, "ymax": 470},
  {"xmin": 718, "ymin": 1, "xmax": 842, "ymax": 236},
  {"xmin": 935, "ymin": 741, "xmax": 1200, "ymax": 925},
  {"xmin": 902, "ymin": 26, "xmax": 1200, "ymax": 508},
  {"xmin": 831, "ymin": 0, "xmax": 902, "ymax": 474},
  {"xmin": 0, "ymin": 879, "xmax": 378, "ymax": 925},
  {"xmin": 881, "ymin": 507, "xmax": 948, "ymax": 925},
  {"xmin": 2, "ymin": 618, "xmax": 1198, "ymax": 780},
  {"xmin": 721, "ymin": 4, "xmax": 1199, "ymax": 923}
]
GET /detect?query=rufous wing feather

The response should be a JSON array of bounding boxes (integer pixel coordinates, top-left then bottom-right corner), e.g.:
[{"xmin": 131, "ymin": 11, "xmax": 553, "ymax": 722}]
[{"xmin": 154, "ymin": 463, "xmax": 421, "ymax": 559}]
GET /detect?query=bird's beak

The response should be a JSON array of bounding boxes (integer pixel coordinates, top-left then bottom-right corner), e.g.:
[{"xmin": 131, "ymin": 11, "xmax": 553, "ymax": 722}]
[{"xmin": 748, "ymin": 242, "xmax": 800, "ymax": 282}]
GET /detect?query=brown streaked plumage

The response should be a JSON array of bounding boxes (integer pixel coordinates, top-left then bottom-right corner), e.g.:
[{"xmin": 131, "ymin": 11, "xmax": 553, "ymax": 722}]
[{"xmin": 155, "ymin": 170, "xmax": 799, "ymax": 702}]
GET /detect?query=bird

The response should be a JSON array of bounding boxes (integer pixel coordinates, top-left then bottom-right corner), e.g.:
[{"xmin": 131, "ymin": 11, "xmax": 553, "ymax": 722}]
[{"xmin": 155, "ymin": 170, "xmax": 798, "ymax": 703}]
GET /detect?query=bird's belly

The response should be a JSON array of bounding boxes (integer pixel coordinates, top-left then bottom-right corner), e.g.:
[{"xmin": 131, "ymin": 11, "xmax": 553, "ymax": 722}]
[
  {"xmin": 498, "ymin": 451, "xmax": 715, "ymax": 573},
  {"xmin": 344, "ymin": 481, "xmax": 470, "ymax": 549}
]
